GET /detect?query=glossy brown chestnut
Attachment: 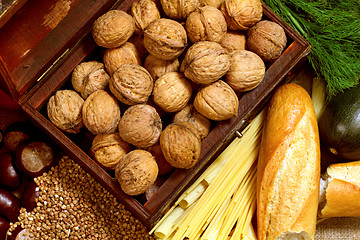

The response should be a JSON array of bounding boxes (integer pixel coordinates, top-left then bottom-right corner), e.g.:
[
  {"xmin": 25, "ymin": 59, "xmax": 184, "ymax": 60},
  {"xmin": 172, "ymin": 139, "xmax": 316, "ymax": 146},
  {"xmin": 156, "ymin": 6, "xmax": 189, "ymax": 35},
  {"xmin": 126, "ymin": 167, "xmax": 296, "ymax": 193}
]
[
  {"xmin": 0, "ymin": 216, "xmax": 9, "ymax": 240},
  {"xmin": 21, "ymin": 180, "xmax": 39, "ymax": 212},
  {"xmin": 3, "ymin": 122, "xmax": 32, "ymax": 152},
  {"xmin": 0, "ymin": 152, "xmax": 21, "ymax": 190},
  {"xmin": 0, "ymin": 189, "xmax": 21, "ymax": 222},
  {"xmin": 15, "ymin": 141, "xmax": 56, "ymax": 178}
]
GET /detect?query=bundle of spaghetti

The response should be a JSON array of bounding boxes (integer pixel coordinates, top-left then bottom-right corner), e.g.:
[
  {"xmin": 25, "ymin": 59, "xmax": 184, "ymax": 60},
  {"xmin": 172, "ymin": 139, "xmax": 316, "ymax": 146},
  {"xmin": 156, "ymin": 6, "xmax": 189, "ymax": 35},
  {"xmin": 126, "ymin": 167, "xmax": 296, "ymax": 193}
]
[{"xmin": 150, "ymin": 109, "xmax": 265, "ymax": 239}]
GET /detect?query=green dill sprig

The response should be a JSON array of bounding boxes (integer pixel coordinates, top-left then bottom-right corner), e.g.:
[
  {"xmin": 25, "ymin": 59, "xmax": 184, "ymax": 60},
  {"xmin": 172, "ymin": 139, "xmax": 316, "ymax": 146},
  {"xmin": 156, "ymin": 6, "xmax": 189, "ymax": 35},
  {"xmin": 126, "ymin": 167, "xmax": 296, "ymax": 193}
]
[{"xmin": 262, "ymin": 0, "xmax": 360, "ymax": 97}]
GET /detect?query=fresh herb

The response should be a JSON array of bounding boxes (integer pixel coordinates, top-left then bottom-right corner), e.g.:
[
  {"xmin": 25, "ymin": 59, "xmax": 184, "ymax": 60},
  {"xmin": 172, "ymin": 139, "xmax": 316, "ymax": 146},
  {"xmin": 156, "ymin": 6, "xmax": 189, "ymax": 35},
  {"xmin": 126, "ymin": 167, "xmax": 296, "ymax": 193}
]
[{"xmin": 262, "ymin": 0, "xmax": 360, "ymax": 97}]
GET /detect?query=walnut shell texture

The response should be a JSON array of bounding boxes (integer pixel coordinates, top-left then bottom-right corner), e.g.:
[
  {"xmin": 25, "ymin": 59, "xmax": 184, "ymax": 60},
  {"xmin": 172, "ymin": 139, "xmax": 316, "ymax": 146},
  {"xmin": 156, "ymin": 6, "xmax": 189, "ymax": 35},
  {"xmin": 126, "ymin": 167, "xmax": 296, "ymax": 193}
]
[
  {"xmin": 82, "ymin": 90, "xmax": 121, "ymax": 135},
  {"xmin": 47, "ymin": 90, "xmax": 84, "ymax": 134},
  {"xmin": 180, "ymin": 41, "xmax": 230, "ymax": 85},
  {"xmin": 92, "ymin": 10, "xmax": 135, "ymax": 48},
  {"xmin": 160, "ymin": 123, "xmax": 201, "ymax": 169},
  {"xmin": 186, "ymin": 6, "xmax": 227, "ymax": 43},
  {"xmin": 115, "ymin": 149, "xmax": 158, "ymax": 195},
  {"xmin": 143, "ymin": 18, "xmax": 187, "ymax": 60},
  {"xmin": 91, "ymin": 132, "xmax": 132, "ymax": 170},
  {"xmin": 143, "ymin": 55, "xmax": 180, "ymax": 80},
  {"xmin": 173, "ymin": 104, "xmax": 211, "ymax": 140},
  {"xmin": 147, "ymin": 143, "xmax": 174, "ymax": 175},
  {"xmin": 71, "ymin": 61, "xmax": 110, "ymax": 99},
  {"xmin": 109, "ymin": 63, "xmax": 154, "ymax": 105},
  {"xmin": 201, "ymin": 0, "xmax": 225, "ymax": 8},
  {"xmin": 160, "ymin": 0, "xmax": 201, "ymax": 20},
  {"xmin": 247, "ymin": 20, "xmax": 287, "ymax": 62},
  {"xmin": 131, "ymin": 0, "xmax": 161, "ymax": 35},
  {"xmin": 152, "ymin": 72, "xmax": 193, "ymax": 112},
  {"xmin": 221, "ymin": 0, "xmax": 263, "ymax": 30},
  {"xmin": 226, "ymin": 50, "xmax": 265, "ymax": 91},
  {"xmin": 194, "ymin": 80, "xmax": 239, "ymax": 121},
  {"xmin": 118, "ymin": 104, "xmax": 162, "ymax": 148},
  {"xmin": 103, "ymin": 42, "xmax": 142, "ymax": 76},
  {"xmin": 220, "ymin": 30, "xmax": 246, "ymax": 54}
]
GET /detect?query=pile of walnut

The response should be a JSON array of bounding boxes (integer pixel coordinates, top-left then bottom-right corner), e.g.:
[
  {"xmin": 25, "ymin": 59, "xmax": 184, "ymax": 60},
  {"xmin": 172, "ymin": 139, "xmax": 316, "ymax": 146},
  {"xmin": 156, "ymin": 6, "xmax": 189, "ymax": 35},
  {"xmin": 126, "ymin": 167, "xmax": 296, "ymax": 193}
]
[{"xmin": 47, "ymin": 0, "xmax": 287, "ymax": 197}]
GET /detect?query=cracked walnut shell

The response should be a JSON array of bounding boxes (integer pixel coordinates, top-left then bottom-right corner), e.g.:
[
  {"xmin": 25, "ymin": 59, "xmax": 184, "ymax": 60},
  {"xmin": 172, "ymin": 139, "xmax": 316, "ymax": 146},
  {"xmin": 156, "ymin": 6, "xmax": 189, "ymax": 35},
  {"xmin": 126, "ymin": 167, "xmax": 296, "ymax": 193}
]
[
  {"xmin": 131, "ymin": 0, "xmax": 160, "ymax": 35},
  {"xmin": 247, "ymin": 20, "xmax": 287, "ymax": 62},
  {"xmin": 103, "ymin": 42, "xmax": 142, "ymax": 76},
  {"xmin": 194, "ymin": 80, "xmax": 239, "ymax": 121},
  {"xmin": 118, "ymin": 104, "xmax": 162, "ymax": 148},
  {"xmin": 115, "ymin": 149, "xmax": 158, "ymax": 195},
  {"xmin": 47, "ymin": 90, "xmax": 84, "ymax": 134},
  {"xmin": 90, "ymin": 132, "xmax": 132, "ymax": 170},
  {"xmin": 152, "ymin": 72, "xmax": 192, "ymax": 113},
  {"xmin": 109, "ymin": 63, "xmax": 153, "ymax": 105},
  {"xmin": 180, "ymin": 41, "xmax": 230, "ymax": 85},
  {"xmin": 92, "ymin": 10, "xmax": 135, "ymax": 48},
  {"xmin": 71, "ymin": 61, "xmax": 110, "ymax": 99},
  {"xmin": 221, "ymin": 0, "xmax": 263, "ymax": 30},
  {"xmin": 160, "ymin": 123, "xmax": 201, "ymax": 169},
  {"xmin": 226, "ymin": 50, "xmax": 265, "ymax": 92},
  {"xmin": 186, "ymin": 6, "xmax": 227, "ymax": 43},
  {"xmin": 82, "ymin": 90, "xmax": 121, "ymax": 135},
  {"xmin": 143, "ymin": 18, "xmax": 187, "ymax": 61}
]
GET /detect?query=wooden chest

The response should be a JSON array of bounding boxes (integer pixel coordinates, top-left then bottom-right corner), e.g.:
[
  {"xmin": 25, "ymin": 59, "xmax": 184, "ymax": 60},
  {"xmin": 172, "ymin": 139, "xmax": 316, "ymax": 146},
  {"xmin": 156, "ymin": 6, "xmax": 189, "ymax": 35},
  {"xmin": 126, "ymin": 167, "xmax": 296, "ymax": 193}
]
[{"xmin": 0, "ymin": 0, "xmax": 310, "ymax": 229}]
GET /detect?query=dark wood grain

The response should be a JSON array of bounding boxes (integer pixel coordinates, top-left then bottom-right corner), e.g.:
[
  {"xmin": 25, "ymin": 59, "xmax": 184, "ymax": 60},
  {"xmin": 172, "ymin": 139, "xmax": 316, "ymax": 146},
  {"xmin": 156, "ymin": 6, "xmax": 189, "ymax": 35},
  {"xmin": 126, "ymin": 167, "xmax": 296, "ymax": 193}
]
[{"xmin": 9, "ymin": 1, "xmax": 310, "ymax": 229}]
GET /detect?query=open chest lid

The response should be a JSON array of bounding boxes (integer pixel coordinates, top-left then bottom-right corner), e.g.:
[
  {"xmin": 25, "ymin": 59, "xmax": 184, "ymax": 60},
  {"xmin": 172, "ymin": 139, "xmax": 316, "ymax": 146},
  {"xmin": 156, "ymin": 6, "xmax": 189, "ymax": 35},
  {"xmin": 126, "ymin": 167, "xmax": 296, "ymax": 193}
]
[{"xmin": 0, "ymin": 0, "xmax": 132, "ymax": 102}]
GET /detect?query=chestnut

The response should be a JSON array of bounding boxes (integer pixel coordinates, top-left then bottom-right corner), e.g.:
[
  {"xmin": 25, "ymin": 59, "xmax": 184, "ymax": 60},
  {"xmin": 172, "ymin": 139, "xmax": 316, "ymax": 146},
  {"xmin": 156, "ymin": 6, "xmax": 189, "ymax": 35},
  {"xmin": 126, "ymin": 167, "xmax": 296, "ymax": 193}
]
[
  {"xmin": 6, "ymin": 226, "xmax": 33, "ymax": 240},
  {"xmin": 0, "ymin": 153, "xmax": 21, "ymax": 190},
  {"xmin": 21, "ymin": 180, "xmax": 39, "ymax": 212},
  {"xmin": 0, "ymin": 216, "xmax": 9, "ymax": 240},
  {"xmin": 3, "ymin": 122, "xmax": 32, "ymax": 152},
  {"xmin": 0, "ymin": 189, "xmax": 21, "ymax": 222},
  {"xmin": 15, "ymin": 140, "xmax": 57, "ymax": 178}
]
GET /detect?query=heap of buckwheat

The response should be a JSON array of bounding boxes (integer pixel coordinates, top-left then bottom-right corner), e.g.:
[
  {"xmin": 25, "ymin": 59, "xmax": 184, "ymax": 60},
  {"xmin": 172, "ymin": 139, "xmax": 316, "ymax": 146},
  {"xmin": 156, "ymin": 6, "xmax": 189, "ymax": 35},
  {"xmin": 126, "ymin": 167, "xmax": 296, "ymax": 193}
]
[{"xmin": 7, "ymin": 156, "xmax": 155, "ymax": 240}]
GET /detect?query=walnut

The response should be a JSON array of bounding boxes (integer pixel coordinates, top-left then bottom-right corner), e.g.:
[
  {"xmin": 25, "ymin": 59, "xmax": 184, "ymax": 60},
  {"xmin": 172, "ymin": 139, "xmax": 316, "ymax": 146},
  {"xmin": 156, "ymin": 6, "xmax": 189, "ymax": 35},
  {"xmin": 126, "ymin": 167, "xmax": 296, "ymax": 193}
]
[
  {"xmin": 160, "ymin": 123, "xmax": 201, "ymax": 169},
  {"xmin": 143, "ymin": 54, "xmax": 180, "ymax": 80},
  {"xmin": 146, "ymin": 143, "xmax": 174, "ymax": 175},
  {"xmin": 103, "ymin": 42, "xmax": 142, "ymax": 76},
  {"xmin": 115, "ymin": 149, "xmax": 158, "ymax": 195},
  {"xmin": 201, "ymin": 0, "xmax": 225, "ymax": 8},
  {"xmin": 226, "ymin": 50, "xmax": 265, "ymax": 91},
  {"xmin": 128, "ymin": 34, "xmax": 149, "ymax": 61},
  {"xmin": 194, "ymin": 80, "xmax": 238, "ymax": 120},
  {"xmin": 90, "ymin": 132, "xmax": 132, "ymax": 170},
  {"xmin": 221, "ymin": 0, "xmax": 263, "ymax": 30},
  {"xmin": 180, "ymin": 41, "xmax": 230, "ymax": 85},
  {"xmin": 109, "ymin": 63, "xmax": 153, "ymax": 105},
  {"xmin": 47, "ymin": 90, "xmax": 84, "ymax": 134},
  {"xmin": 152, "ymin": 72, "xmax": 192, "ymax": 113},
  {"xmin": 160, "ymin": 0, "xmax": 201, "ymax": 20},
  {"xmin": 92, "ymin": 10, "xmax": 135, "ymax": 48},
  {"xmin": 131, "ymin": 0, "xmax": 160, "ymax": 35},
  {"xmin": 247, "ymin": 20, "xmax": 287, "ymax": 62},
  {"xmin": 173, "ymin": 104, "xmax": 211, "ymax": 140},
  {"xmin": 186, "ymin": 6, "xmax": 227, "ymax": 43},
  {"xmin": 71, "ymin": 61, "xmax": 110, "ymax": 99},
  {"xmin": 143, "ymin": 18, "xmax": 187, "ymax": 61},
  {"xmin": 82, "ymin": 90, "xmax": 121, "ymax": 135},
  {"xmin": 220, "ymin": 30, "xmax": 246, "ymax": 54},
  {"xmin": 118, "ymin": 104, "xmax": 162, "ymax": 148}
]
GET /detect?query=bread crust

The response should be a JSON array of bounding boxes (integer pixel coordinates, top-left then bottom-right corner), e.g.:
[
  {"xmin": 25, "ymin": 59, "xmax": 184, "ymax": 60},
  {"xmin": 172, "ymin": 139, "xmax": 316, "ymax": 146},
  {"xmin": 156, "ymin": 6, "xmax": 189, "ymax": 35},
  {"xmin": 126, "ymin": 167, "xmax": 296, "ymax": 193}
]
[
  {"xmin": 320, "ymin": 160, "xmax": 360, "ymax": 218},
  {"xmin": 257, "ymin": 83, "xmax": 321, "ymax": 240}
]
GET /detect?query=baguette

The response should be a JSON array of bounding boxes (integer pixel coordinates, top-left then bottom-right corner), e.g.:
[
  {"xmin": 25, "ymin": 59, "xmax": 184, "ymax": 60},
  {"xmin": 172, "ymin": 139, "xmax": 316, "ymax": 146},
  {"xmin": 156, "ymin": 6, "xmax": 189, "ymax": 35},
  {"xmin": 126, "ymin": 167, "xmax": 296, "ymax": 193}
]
[
  {"xmin": 257, "ymin": 83, "xmax": 321, "ymax": 240},
  {"xmin": 319, "ymin": 160, "xmax": 360, "ymax": 218}
]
